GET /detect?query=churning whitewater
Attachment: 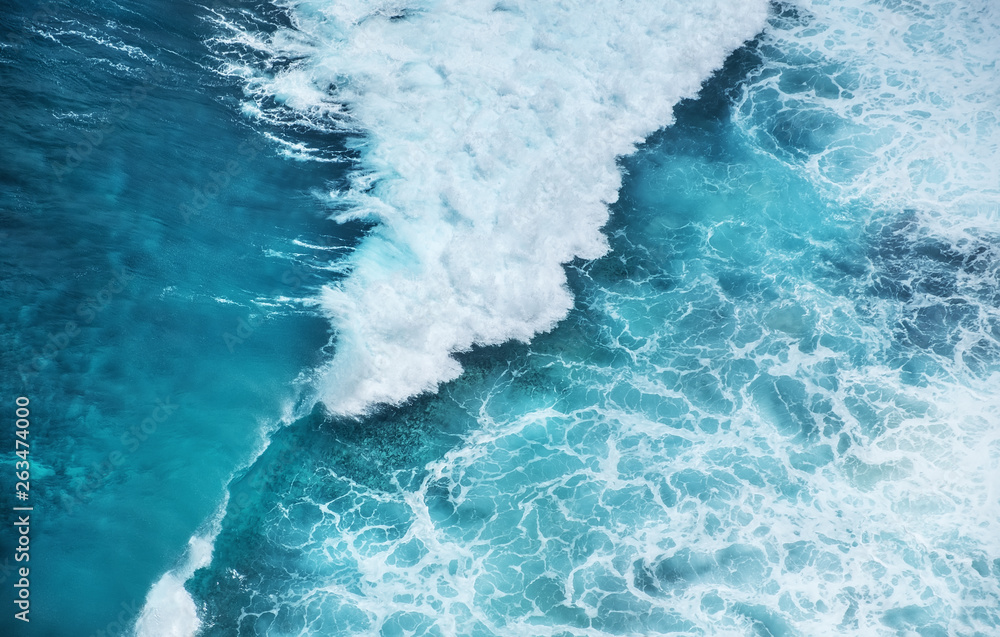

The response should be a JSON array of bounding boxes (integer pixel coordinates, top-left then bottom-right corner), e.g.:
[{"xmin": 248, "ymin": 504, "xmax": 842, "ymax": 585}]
[
  {"xmin": 137, "ymin": 0, "xmax": 769, "ymax": 633},
  {"xmin": 217, "ymin": 0, "xmax": 771, "ymax": 415},
  {"xmin": 133, "ymin": 0, "xmax": 1000, "ymax": 635}
]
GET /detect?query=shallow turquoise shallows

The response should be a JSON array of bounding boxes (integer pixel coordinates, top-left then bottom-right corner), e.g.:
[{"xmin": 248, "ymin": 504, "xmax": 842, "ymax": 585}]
[{"xmin": 2, "ymin": 1, "xmax": 999, "ymax": 636}]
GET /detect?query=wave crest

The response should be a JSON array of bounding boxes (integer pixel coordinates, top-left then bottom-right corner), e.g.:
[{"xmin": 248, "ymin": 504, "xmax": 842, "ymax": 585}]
[{"xmin": 215, "ymin": 0, "xmax": 769, "ymax": 414}]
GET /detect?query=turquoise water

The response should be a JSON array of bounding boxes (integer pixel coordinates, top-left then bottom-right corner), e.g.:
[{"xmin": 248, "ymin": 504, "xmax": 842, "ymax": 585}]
[
  {"xmin": 2, "ymin": 0, "xmax": 1000, "ymax": 636},
  {"xmin": 1, "ymin": 1, "xmax": 349, "ymax": 632}
]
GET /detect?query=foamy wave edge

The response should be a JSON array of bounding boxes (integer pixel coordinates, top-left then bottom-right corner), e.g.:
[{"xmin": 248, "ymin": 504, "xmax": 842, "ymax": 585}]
[
  {"xmin": 136, "ymin": 0, "xmax": 768, "ymax": 633},
  {"xmin": 222, "ymin": 0, "xmax": 770, "ymax": 415}
]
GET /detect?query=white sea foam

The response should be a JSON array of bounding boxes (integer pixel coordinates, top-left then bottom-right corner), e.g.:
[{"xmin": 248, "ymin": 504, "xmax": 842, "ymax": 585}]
[
  {"xmin": 132, "ymin": 527, "xmax": 216, "ymax": 636},
  {"xmin": 740, "ymin": 0, "xmax": 1000, "ymax": 216},
  {"xmin": 215, "ymin": 0, "xmax": 770, "ymax": 415}
]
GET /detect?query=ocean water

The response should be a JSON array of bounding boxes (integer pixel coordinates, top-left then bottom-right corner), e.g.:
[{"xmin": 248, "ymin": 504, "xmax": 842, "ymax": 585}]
[{"xmin": 1, "ymin": 0, "xmax": 999, "ymax": 636}]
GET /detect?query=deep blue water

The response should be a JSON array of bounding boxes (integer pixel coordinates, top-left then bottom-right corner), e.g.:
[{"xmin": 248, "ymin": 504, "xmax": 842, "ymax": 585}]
[
  {"xmin": 2, "ymin": 0, "xmax": 1000, "ymax": 636},
  {"xmin": 1, "ymin": 0, "xmax": 345, "ymax": 631}
]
